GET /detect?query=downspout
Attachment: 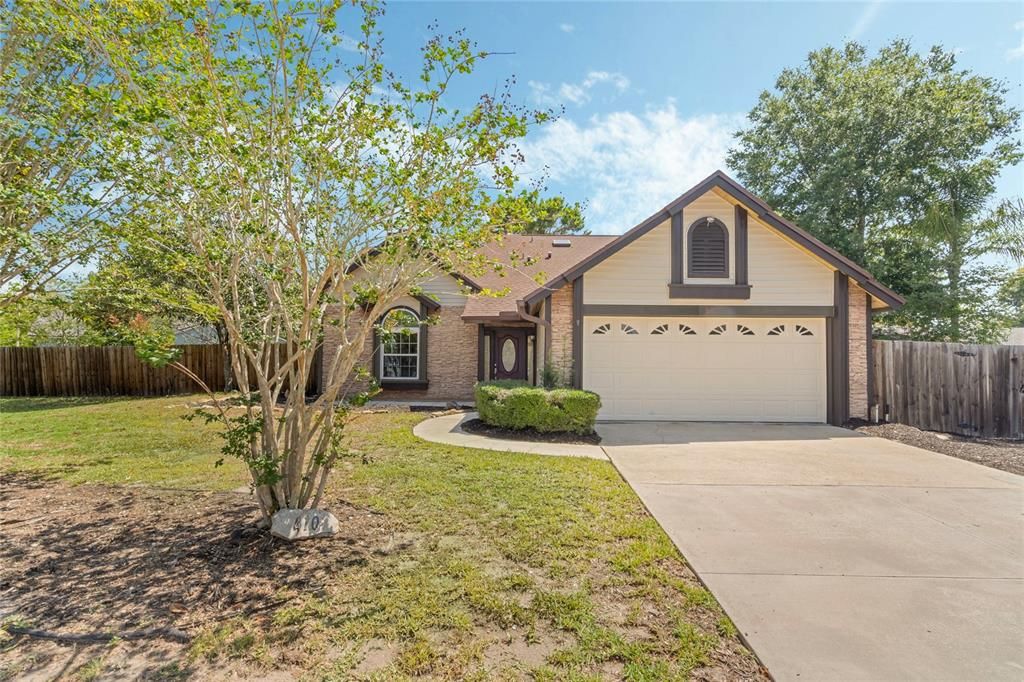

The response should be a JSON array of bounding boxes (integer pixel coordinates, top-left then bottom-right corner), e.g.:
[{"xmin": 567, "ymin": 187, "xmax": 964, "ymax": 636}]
[{"xmin": 516, "ymin": 300, "xmax": 550, "ymax": 329}]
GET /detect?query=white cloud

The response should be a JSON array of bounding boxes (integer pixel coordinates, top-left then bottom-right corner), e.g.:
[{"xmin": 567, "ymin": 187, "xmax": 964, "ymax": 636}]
[
  {"xmin": 531, "ymin": 70, "xmax": 631, "ymax": 106},
  {"xmin": 1007, "ymin": 21, "xmax": 1024, "ymax": 61},
  {"xmin": 849, "ymin": 0, "xmax": 884, "ymax": 40},
  {"xmin": 559, "ymin": 23, "xmax": 575, "ymax": 34},
  {"xmin": 517, "ymin": 102, "xmax": 743, "ymax": 234}
]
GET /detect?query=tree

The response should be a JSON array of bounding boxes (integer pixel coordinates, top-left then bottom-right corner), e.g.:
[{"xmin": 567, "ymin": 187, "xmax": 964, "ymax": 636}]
[
  {"xmin": 489, "ymin": 190, "xmax": 587, "ymax": 235},
  {"xmin": 77, "ymin": 0, "xmax": 547, "ymax": 527},
  {"xmin": 727, "ymin": 41, "xmax": 1021, "ymax": 264},
  {"xmin": 998, "ymin": 269, "xmax": 1024, "ymax": 329},
  {"xmin": 0, "ymin": 0, "xmax": 138, "ymax": 306},
  {"xmin": 0, "ymin": 284, "xmax": 87, "ymax": 346},
  {"xmin": 71, "ymin": 209, "xmax": 225, "ymax": 347}
]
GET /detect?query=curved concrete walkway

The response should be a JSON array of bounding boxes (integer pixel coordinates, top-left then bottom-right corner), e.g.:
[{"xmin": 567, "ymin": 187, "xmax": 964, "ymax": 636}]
[{"xmin": 413, "ymin": 412, "xmax": 608, "ymax": 460}]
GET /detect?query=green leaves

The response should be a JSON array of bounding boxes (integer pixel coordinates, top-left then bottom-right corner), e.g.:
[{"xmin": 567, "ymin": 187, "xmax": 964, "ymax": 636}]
[
  {"xmin": 729, "ymin": 39, "xmax": 1022, "ymax": 343},
  {"xmin": 729, "ymin": 40, "xmax": 1021, "ymax": 264}
]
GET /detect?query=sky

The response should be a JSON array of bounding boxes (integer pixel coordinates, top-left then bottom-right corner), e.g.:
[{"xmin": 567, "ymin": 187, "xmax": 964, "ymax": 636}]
[{"xmin": 371, "ymin": 1, "xmax": 1024, "ymax": 236}]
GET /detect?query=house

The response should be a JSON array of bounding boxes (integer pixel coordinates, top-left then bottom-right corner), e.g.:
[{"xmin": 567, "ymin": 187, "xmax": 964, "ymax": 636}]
[{"xmin": 326, "ymin": 170, "xmax": 904, "ymax": 425}]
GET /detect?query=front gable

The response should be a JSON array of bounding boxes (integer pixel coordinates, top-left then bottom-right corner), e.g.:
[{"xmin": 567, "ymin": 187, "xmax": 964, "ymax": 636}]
[
  {"xmin": 584, "ymin": 188, "xmax": 835, "ymax": 307},
  {"xmin": 524, "ymin": 171, "xmax": 903, "ymax": 312}
]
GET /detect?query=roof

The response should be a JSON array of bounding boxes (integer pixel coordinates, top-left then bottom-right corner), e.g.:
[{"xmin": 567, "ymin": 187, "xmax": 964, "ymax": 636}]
[
  {"xmin": 460, "ymin": 235, "xmax": 618, "ymax": 320},
  {"xmin": 520, "ymin": 170, "xmax": 905, "ymax": 311}
]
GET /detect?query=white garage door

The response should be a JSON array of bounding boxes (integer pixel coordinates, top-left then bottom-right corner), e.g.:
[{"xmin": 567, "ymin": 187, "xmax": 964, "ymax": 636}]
[{"xmin": 583, "ymin": 317, "xmax": 826, "ymax": 422}]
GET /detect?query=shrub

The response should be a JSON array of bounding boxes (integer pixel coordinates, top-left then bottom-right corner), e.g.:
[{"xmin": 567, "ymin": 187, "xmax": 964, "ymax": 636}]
[{"xmin": 475, "ymin": 381, "xmax": 601, "ymax": 435}]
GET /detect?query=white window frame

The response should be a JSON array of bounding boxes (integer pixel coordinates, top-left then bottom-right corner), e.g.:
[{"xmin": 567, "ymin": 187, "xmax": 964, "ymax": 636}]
[{"xmin": 379, "ymin": 308, "xmax": 420, "ymax": 381}]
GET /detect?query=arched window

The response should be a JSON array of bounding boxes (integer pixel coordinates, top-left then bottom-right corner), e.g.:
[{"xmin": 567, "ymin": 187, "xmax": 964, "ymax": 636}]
[
  {"xmin": 687, "ymin": 217, "xmax": 729, "ymax": 278},
  {"xmin": 379, "ymin": 307, "xmax": 421, "ymax": 379}
]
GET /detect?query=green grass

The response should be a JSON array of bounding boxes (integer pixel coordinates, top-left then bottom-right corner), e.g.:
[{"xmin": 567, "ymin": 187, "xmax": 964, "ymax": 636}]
[
  {"xmin": 0, "ymin": 398, "xmax": 758, "ymax": 680},
  {"xmin": 0, "ymin": 395, "xmax": 247, "ymax": 488}
]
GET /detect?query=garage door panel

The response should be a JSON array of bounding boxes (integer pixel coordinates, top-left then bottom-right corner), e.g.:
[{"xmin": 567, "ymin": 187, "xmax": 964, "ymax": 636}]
[{"xmin": 583, "ymin": 316, "xmax": 826, "ymax": 422}]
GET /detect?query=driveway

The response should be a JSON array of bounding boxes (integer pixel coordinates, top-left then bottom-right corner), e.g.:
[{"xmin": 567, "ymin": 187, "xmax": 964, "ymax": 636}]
[{"xmin": 597, "ymin": 422, "xmax": 1024, "ymax": 681}]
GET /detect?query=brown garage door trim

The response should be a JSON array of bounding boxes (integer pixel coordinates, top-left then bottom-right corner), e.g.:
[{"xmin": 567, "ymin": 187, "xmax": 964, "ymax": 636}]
[{"xmin": 581, "ymin": 305, "xmax": 834, "ymax": 318}]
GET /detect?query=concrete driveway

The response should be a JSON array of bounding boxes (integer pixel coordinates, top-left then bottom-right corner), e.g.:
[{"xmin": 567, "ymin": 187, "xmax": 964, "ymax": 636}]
[{"xmin": 597, "ymin": 422, "xmax": 1024, "ymax": 681}]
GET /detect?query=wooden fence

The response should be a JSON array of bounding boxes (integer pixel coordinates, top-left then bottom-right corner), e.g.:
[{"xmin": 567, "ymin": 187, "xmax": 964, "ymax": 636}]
[
  {"xmin": 872, "ymin": 340, "xmax": 1023, "ymax": 439},
  {"xmin": 0, "ymin": 344, "xmax": 321, "ymax": 397}
]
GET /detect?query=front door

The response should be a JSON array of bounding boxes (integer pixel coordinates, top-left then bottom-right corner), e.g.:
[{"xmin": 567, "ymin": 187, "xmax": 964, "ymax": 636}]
[{"xmin": 493, "ymin": 329, "xmax": 528, "ymax": 380}]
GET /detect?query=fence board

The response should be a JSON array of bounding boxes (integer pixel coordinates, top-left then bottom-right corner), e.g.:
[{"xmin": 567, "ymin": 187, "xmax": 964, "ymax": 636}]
[
  {"xmin": 872, "ymin": 340, "xmax": 1023, "ymax": 439},
  {"xmin": 0, "ymin": 344, "xmax": 321, "ymax": 398}
]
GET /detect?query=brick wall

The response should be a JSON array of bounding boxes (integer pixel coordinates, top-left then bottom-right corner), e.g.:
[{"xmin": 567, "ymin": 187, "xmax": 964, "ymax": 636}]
[
  {"xmin": 848, "ymin": 282, "xmax": 869, "ymax": 420},
  {"xmin": 548, "ymin": 282, "xmax": 575, "ymax": 386},
  {"xmin": 321, "ymin": 304, "xmax": 478, "ymax": 403}
]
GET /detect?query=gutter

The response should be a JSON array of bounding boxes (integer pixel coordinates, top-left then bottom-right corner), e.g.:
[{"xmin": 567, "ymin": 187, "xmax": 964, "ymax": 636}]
[{"xmin": 516, "ymin": 301, "xmax": 551, "ymax": 329}]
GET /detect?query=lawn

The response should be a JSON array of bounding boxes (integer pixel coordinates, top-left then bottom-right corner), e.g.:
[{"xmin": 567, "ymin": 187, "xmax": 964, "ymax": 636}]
[{"xmin": 0, "ymin": 396, "xmax": 766, "ymax": 681}]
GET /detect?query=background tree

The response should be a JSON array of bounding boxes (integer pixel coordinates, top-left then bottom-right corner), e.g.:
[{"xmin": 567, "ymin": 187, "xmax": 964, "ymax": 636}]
[
  {"xmin": 78, "ymin": 0, "xmax": 548, "ymax": 528},
  {"xmin": 0, "ymin": 283, "xmax": 87, "ymax": 346},
  {"xmin": 70, "ymin": 208, "xmax": 225, "ymax": 346},
  {"xmin": 728, "ymin": 40, "xmax": 1021, "ymax": 342},
  {"xmin": 998, "ymin": 268, "xmax": 1024, "ymax": 329},
  {"xmin": 489, "ymin": 189, "xmax": 587, "ymax": 235},
  {"xmin": 0, "ymin": 0, "xmax": 138, "ymax": 306}
]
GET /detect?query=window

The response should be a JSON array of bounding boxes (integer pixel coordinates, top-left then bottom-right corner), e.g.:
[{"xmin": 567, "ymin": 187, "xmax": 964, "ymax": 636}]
[
  {"xmin": 621, "ymin": 323, "xmax": 639, "ymax": 335},
  {"xmin": 379, "ymin": 308, "xmax": 420, "ymax": 379},
  {"xmin": 678, "ymin": 324, "xmax": 697, "ymax": 335},
  {"xmin": 651, "ymin": 323, "xmax": 669, "ymax": 335},
  {"xmin": 687, "ymin": 217, "xmax": 729, "ymax": 278},
  {"xmin": 736, "ymin": 324, "xmax": 755, "ymax": 336},
  {"xmin": 795, "ymin": 324, "xmax": 814, "ymax": 336},
  {"xmin": 592, "ymin": 323, "xmax": 611, "ymax": 335},
  {"xmin": 709, "ymin": 324, "xmax": 727, "ymax": 336},
  {"xmin": 767, "ymin": 325, "xmax": 785, "ymax": 336}
]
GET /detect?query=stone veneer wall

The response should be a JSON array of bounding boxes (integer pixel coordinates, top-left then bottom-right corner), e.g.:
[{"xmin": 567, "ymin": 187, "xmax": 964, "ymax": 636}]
[
  {"xmin": 321, "ymin": 304, "xmax": 478, "ymax": 402},
  {"xmin": 847, "ymin": 281, "xmax": 869, "ymax": 421},
  {"xmin": 547, "ymin": 283, "xmax": 575, "ymax": 387}
]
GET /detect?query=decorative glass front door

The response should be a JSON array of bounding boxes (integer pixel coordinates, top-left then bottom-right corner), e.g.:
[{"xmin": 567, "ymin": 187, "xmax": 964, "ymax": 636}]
[{"xmin": 492, "ymin": 329, "xmax": 527, "ymax": 380}]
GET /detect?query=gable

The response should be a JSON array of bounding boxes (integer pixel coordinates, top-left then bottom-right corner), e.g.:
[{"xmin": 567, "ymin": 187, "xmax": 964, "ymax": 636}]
[
  {"xmin": 523, "ymin": 171, "xmax": 903, "ymax": 311},
  {"xmin": 584, "ymin": 189, "xmax": 834, "ymax": 307},
  {"xmin": 345, "ymin": 262, "xmax": 468, "ymax": 309}
]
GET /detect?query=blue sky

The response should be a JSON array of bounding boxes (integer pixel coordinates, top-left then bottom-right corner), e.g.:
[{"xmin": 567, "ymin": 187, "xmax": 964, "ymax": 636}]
[{"xmin": 373, "ymin": 1, "xmax": 1024, "ymax": 236}]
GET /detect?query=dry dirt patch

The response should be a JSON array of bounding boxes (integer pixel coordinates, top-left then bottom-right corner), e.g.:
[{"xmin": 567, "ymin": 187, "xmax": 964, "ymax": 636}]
[{"xmin": 0, "ymin": 475, "xmax": 392, "ymax": 679}]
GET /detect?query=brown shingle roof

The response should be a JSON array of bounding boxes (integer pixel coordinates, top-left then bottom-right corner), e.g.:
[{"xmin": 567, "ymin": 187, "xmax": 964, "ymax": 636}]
[{"xmin": 461, "ymin": 235, "xmax": 617, "ymax": 320}]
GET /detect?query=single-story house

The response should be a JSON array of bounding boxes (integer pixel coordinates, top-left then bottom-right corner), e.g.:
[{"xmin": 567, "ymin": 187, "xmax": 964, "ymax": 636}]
[{"xmin": 326, "ymin": 170, "xmax": 904, "ymax": 424}]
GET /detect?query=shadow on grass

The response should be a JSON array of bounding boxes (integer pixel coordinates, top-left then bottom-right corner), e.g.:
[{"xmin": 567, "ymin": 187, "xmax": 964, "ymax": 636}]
[
  {"xmin": 0, "ymin": 396, "xmax": 144, "ymax": 414},
  {"xmin": 0, "ymin": 476, "xmax": 394, "ymax": 678}
]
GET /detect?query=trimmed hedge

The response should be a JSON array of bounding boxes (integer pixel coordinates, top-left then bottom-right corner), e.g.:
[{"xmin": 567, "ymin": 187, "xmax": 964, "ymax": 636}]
[{"xmin": 474, "ymin": 381, "xmax": 601, "ymax": 435}]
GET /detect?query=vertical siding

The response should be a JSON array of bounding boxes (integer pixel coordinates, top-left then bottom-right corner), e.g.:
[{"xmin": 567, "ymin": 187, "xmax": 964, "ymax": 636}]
[{"xmin": 584, "ymin": 190, "xmax": 834, "ymax": 306}]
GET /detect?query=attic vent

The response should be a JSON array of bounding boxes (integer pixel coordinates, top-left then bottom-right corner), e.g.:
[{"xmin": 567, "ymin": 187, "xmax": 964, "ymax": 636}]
[{"xmin": 552, "ymin": 239, "xmax": 572, "ymax": 247}]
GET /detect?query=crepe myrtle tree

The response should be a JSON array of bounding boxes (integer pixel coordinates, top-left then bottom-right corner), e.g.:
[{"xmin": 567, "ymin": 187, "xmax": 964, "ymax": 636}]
[{"xmin": 76, "ymin": 0, "xmax": 549, "ymax": 526}]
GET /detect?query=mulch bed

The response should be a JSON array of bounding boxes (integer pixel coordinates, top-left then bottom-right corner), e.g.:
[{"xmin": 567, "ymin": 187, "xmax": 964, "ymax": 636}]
[
  {"xmin": 460, "ymin": 418, "xmax": 602, "ymax": 445},
  {"xmin": 848, "ymin": 421, "xmax": 1024, "ymax": 476}
]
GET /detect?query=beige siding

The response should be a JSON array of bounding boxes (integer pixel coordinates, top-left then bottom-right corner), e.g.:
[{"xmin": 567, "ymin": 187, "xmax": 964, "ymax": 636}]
[
  {"xmin": 584, "ymin": 190, "xmax": 833, "ymax": 307},
  {"xmin": 420, "ymin": 272, "xmax": 469, "ymax": 306},
  {"xmin": 584, "ymin": 218, "xmax": 673, "ymax": 304},
  {"xmin": 345, "ymin": 266, "xmax": 468, "ymax": 308}
]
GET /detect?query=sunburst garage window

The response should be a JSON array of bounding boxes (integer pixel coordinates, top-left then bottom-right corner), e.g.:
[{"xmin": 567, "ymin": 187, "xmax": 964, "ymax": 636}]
[{"xmin": 380, "ymin": 308, "xmax": 420, "ymax": 379}]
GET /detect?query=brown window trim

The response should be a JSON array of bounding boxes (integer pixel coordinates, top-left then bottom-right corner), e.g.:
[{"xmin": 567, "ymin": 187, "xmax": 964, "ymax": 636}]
[
  {"xmin": 380, "ymin": 379, "xmax": 429, "ymax": 390},
  {"xmin": 686, "ymin": 217, "xmax": 729, "ymax": 279},
  {"xmin": 372, "ymin": 303, "xmax": 429, "ymax": 387},
  {"xmin": 668, "ymin": 283, "xmax": 751, "ymax": 300}
]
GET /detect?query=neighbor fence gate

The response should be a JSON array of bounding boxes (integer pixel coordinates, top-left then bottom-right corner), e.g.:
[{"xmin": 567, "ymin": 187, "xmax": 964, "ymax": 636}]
[{"xmin": 871, "ymin": 340, "xmax": 1023, "ymax": 439}]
